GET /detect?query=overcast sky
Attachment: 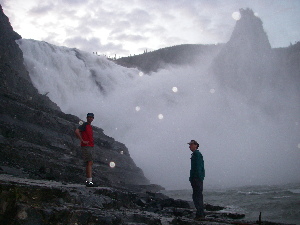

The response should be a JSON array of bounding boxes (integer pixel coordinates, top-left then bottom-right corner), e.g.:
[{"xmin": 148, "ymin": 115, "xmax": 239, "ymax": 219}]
[{"xmin": 1, "ymin": 0, "xmax": 300, "ymax": 57}]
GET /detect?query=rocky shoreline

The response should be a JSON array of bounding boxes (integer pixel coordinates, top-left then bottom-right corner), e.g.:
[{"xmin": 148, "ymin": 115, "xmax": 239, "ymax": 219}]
[{"xmin": 0, "ymin": 173, "xmax": 294, "ymax": 225}]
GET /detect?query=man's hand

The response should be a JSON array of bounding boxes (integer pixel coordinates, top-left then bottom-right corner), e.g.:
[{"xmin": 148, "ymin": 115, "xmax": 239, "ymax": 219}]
[{"xmin": 82, "ymin": 141, "xmax": 89, "ymax": 145}]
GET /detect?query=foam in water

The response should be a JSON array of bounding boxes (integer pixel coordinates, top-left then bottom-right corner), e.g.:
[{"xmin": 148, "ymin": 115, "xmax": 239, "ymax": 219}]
[{"xmin": 162, "ymin": 183, "xmax": 300, "ymax": 224}]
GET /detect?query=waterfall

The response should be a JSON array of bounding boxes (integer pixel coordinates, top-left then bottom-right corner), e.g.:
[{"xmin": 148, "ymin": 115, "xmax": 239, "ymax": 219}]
[{"xmin": 17, "ymin": 39, "xmax": 300, "ymax": 189}]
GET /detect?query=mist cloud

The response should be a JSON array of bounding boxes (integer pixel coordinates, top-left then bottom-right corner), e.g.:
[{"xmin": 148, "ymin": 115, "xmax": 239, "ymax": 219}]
[{"xmin": 17, "ymin": 39, "xmax": 300, "ymax": 190}]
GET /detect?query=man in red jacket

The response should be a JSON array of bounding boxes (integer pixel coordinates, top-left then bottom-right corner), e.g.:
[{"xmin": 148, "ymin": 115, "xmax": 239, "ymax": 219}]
[{"xmin": 75, "ymin": 113, "xmax": 96, "ymax": 187}]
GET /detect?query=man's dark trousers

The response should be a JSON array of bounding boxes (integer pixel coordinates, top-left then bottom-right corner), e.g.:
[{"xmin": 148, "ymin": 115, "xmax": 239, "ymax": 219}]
[{"xmin": 190, "ymin": 178, "xmax": 205, "ymax": 217}]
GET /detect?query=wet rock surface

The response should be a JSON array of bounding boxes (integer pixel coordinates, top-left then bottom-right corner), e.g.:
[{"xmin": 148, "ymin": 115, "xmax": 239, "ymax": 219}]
[{"xmin": 0, "ymin": 174, "xmax": 294, "ymax": 225}]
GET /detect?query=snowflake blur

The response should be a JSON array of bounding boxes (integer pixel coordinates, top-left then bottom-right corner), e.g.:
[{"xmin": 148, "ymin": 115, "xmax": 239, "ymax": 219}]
[
  {"xmin": 109, "ymin": 162, "xmax": 116, "ymax": 168},
  {"xmin": 158, "ymin": 114, "xmax": 164, "ymax": 120},
  {"xmin": 232, "ymin": 12, "xmax": 241, "ymax": 20}
]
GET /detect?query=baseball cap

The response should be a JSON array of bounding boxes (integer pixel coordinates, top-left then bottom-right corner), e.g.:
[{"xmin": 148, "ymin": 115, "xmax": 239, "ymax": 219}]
[{"xmin": 187, "ymin": 140, "xmax": 198, "ymax": 145}]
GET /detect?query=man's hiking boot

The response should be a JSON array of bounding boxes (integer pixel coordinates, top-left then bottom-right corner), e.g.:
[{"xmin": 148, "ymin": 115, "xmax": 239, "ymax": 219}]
[{"xmin": 85, "ymin": 181, "xmax": 97, "ymax": 187}]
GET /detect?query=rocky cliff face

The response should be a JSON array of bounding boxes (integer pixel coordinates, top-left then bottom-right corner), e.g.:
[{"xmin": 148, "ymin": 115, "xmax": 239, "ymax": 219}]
[
  {"xmin": 0, "ymin": 4, "xmax": 151, "ymax": 190},
  {"xmin": 0, "ymin": 5, "xmax": 59, "ymax": 110},
  {"xmin": 212, "ymin": 8, "xmax": 273, "ymax": 94},
  {"xmin": 226, "ymin": 8, "xmax": 271, "ymax": 52},
  {"xmin": 211, "ymin": 8, "xmax": 300, "ymax": 120}
]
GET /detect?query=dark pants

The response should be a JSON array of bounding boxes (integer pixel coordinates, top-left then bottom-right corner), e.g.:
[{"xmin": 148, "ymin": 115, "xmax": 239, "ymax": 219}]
[{"xmin": 190, "ymin": 178, "xmax": 205, "ymax": 217}]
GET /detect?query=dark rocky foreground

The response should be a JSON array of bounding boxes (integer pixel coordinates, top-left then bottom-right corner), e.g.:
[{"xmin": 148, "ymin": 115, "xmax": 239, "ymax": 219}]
[{"xmin": 2, "ymin": 174, "xmax": 293, "ymax": 225}]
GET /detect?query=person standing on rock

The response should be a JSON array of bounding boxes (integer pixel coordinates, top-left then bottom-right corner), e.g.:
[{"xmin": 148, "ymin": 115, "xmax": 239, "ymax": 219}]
[
  {"xmin": 188, "ymin": 140, "xmax": 205, "ymax": 220},
  {"xmin": 75, "ymin": 113, "xmax": 96, "ymax": 187}
]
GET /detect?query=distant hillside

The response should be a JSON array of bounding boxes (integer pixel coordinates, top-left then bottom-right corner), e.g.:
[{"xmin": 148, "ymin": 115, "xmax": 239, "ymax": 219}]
[
  {"xmin": 273, "ymin": 42, "xmax": 300, "ymax": 86},
  {"xmin": 115, "ymin": 44, "xmax": 222, "ymax": 74}
]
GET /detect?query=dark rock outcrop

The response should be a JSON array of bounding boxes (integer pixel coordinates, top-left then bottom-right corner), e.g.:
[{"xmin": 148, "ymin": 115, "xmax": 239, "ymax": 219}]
[
  {"xmin": 0, "ymin": 5, "xmax": 59, "ymax": 111},
  {"xmin": 211, "ymin": 8, "xmax": 300, "ymax": 119},
  {"xmin": 0, "ymin": 4, "xmax": 152, "ymax": 190},
  {"xmin": 0, "ymin": 175, "xmax": 260, "ymax": 225},
  {"xmin": 226, "ymin": 8, "xmax": 271, "ymax": 51},
  {"xmin": 212, "ymin": 8, "xmax": 273, "ymax": 94}
]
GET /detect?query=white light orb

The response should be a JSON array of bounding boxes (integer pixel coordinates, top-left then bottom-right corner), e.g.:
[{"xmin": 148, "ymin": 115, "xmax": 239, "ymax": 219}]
[
  {"xmin": 120, "ymin": 151, "xmax": 124, "ymax": 154},
  {"xmin": 139, "ymin": 72, "xmax": 144, "ymax": 76},
  {"xmin": 109, "ymin": 162, "xmax": 116, "ymax": 168},
  {"xmin": 158, "ymin": 114, "xmax": 164, "ymax": 120},
  {"xmin": 135, "ymin": 106, "xmax": 141, "ymax": 111},
  {"xmin": 232, "ymin": 12, "xmax": 241, "ymax": 20},
  {"xmin": 172, "ymin": 87, "xmax": 178, "ymax": 93},
  {"xmin": 79, "ymin": 121, "xmax": 83, "ymax": 125}
]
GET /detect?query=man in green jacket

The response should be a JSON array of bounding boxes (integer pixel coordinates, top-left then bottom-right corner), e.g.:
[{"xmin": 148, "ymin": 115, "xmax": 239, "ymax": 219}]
[{"xmin": 188, "ymin": 140, "xmax": 205, "ymax": 220}]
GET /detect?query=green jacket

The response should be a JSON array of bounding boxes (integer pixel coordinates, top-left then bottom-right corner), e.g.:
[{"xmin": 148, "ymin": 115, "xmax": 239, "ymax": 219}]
[{"xmin": 189, "ymin": 150, "xmax": 205, "ymax": 181}]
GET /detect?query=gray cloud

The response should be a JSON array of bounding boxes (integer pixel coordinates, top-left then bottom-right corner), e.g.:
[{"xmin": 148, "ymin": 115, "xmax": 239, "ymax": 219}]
[
  {"xmin": 0, "ymin": 0, "xmax": 9, "ymax": 7},
  {"xmin": 2, "ymin": 0, "xmax": 299, "ymax": 56},
  {"xmin": 126, "ymin": 8, "xmax": 152, "ymax": 27},
  {"xmin": 64, "ymin": 36, "xmax": 99, "ymax": 50},
  {"xmin": 61, "ymin": 0, "xmax": 86, "ymax": 5},
  {"xmin": 63, "ymin": 35, "xmax": 128, "ymax": 56},
  {"xmin": 29, "ymin": 2, "xmax": 54, "ymax": 15},
  {"xmin": 111, "ymin": 33, "xmax": 147, "ymax": 42}
]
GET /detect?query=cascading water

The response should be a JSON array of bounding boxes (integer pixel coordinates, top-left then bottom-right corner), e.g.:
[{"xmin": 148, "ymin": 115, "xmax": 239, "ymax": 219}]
[{"xmin": 17, "ymin": 39, "xmax": 300, "ymax": 190}]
